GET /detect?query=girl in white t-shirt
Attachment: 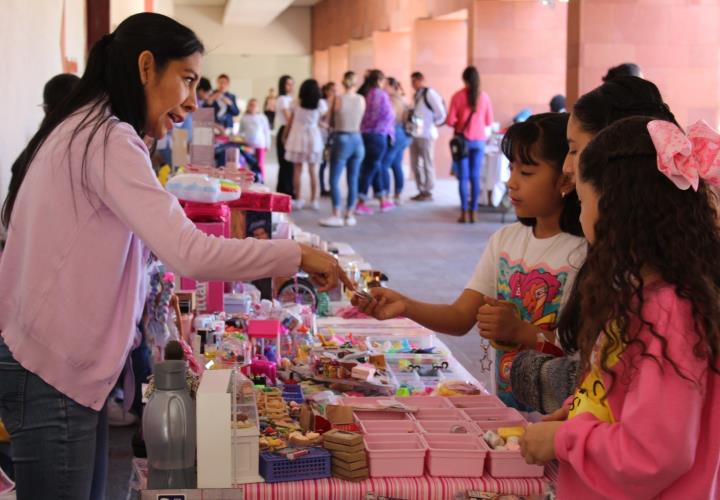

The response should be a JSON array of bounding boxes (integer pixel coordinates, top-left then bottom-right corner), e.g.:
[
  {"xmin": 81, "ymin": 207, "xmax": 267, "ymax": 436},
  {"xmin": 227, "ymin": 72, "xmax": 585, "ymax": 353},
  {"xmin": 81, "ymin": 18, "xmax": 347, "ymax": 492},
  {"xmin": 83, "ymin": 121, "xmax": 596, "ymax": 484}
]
[
  {"xmin": 355, "ymin": 112, "xmax": 586, "ymax": 410},
  {"xmin": 239, "ymin": 98, "xmax": 272, "ymax": 180}
]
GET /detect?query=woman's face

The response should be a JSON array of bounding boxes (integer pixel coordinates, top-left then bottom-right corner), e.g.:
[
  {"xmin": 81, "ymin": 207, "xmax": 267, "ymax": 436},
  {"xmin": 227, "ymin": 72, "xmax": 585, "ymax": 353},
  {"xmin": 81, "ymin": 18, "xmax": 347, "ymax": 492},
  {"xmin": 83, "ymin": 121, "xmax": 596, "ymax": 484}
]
[
  {"xmin": 142, "ymin": 51, "xmax": 202, "ymax": 139},
  {"xmin": 576, "ymin": 174, "xmax": 600, "ymax": 244},
  {"xmin": 285, "ymin": 78, "xmax": 295, "ymax": 94},
  {"xmin": 563, "ymin": 113, "xmax": 595, "ymax": 181}
]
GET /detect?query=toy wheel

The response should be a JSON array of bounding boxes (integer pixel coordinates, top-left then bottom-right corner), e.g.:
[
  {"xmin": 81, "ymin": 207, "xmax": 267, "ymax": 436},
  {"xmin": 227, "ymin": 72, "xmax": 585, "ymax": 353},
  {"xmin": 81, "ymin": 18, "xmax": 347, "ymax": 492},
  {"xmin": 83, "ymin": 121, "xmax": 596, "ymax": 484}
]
[{"xmin": 277, "ymin": 276, "xmax": 318, "ymax": 309}]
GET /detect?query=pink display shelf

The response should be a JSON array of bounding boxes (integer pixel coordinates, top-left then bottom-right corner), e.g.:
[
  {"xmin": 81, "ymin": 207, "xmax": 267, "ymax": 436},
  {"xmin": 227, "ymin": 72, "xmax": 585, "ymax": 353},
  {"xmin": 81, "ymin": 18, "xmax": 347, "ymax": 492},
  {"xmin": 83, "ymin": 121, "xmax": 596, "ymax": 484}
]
[
  {"xmin": 364, "ymin": 434, "xmax": 427, "ymax": 478},
  {"xmin": 421, "ymin": 434, "xmax": 489, "ymax": 477},
  {"xmin": 359, "ymin": 419, "xmax": 419, "ymax": 434},
  {"xmin": 447, "ymin": 395, "xmax": 504, "ymax": 409},
  {"xmin": 487, "ymin": 449, "xmax": 545, "ymax": 478},
  {"xmin": 460, "ymin": 407, "xmax": 527, "ymax": 429},
  {"xmin": 394, "ymin": 396, "xmax": 453, "ymax": 409},
  {"xmin": 415, "ymin": 420, "xmax": 481, "ymax": 435},
  {"xmin": 410, "ymin": 407, "xmax": 465, "ymax": 421},
  {"xmin": 354, "ymin": 410, "xmax": 413, "ymax": 421}
]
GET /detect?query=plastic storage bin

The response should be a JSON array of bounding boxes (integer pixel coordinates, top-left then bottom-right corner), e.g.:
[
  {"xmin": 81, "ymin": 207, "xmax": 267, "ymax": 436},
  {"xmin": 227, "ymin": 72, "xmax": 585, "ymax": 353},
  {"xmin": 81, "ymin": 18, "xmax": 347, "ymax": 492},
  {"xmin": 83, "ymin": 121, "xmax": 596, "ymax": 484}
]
[
  {"xmin": 487, "ymin": 449, "xmax": 545, "ymax": 478},
  {"xmin": 416, "ymin": 420, "xmax": 480, "ymax": 434},
  {"xmin": 281, "ymin": 384, "xmax": 304, "ymax": 404},
  {"xmin": 421, "ymin": 434, "xmax": 489, "ymax": 477},
  {"xmin": 259, "ymin": 447, "xmax": 331, "ymax": 483},
  {"xmin": 359, "ymin": 419, "xmax": 418, "ymax": 434},
  {"xmin": 411, "ymin": 408, "xmax": 465, "ymax": 421},
  {"xmin": 364, "ymin": 433, "xmax": 427, "ymax": 477},
  {"xmin": 461, "ymin": 407, "xmax": 526, "ymax": 429},
  {"xmin": 448, "ymin": 395, "xmax": 504, "ymax": 409},
  {"xmin": 395, "ymin": 396, "xmax": 453, "ymax": 409},
  {"xmin": 340, "ymin": 396, "xmax": 396, "ymax": 407},
  {"xmin": 354, "ymin": 410, "xmax": 413, "ymax": 421}
]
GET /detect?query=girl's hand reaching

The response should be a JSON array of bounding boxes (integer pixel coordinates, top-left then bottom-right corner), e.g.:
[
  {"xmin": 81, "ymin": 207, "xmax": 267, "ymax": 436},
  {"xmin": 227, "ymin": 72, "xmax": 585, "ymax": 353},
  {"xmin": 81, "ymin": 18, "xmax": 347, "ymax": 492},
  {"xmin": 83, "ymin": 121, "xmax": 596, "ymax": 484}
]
[
  {"xmin": 520, "ymin": 421, "xmax": 562, "ymax": 465},
  {"xmin": 352, "ymin": 287, "xmax": 408, "ymax": 320}
]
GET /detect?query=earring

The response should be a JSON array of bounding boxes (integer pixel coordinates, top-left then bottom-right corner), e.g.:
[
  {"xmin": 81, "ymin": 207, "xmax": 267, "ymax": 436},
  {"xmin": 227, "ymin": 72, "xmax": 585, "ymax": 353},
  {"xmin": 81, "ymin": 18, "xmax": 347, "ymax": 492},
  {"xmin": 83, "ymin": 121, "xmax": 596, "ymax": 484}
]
[{"xmin": 561, "ymin": 191, "xmax": 567, "ymax": 198}]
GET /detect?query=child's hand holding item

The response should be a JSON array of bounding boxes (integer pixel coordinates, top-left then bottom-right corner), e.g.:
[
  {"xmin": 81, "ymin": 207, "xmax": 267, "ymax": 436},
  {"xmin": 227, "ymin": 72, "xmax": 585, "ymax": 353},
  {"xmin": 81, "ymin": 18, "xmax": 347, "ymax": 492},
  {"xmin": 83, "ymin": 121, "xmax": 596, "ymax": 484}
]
[
  {"xmin": 476, "ymin": 297, "xmax": 539, "ymax": 348},
  {"xmin": 352, "ymin": 287, "xmax": 408, "ymax": 320},
  {"xmin": 520, "ymin": 421, "xmax": 562, "ymax": 465}
]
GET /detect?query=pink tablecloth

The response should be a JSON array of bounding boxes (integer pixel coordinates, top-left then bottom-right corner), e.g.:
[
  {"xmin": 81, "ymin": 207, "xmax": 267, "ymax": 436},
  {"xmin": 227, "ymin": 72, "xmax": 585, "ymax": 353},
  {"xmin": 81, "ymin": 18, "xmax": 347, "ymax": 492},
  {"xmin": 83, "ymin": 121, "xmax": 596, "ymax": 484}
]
[{"xmin": 133, "ymin": 458, "xmax": 552, "ymax": 499}]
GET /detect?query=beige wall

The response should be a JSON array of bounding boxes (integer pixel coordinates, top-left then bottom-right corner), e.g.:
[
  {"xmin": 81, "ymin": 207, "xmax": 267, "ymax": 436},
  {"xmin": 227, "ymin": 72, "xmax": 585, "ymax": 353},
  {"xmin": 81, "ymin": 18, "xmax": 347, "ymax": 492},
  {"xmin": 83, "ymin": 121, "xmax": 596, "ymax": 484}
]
[
  {"xmin": 173, "ymin": 5, "xmax": 312, "ymax": 104},
  {"xmin": 0, "ymin": 0, "xmax": 85, "ymax": 205}
]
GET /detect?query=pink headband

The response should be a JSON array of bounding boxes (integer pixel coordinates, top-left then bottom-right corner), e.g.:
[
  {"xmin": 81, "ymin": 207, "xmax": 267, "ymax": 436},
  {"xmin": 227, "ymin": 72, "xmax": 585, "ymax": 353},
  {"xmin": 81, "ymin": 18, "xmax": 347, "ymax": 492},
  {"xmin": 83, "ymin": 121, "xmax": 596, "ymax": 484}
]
[{"xmin": 647, "ymin": 119, "xmax": 720, "ymax": 191}]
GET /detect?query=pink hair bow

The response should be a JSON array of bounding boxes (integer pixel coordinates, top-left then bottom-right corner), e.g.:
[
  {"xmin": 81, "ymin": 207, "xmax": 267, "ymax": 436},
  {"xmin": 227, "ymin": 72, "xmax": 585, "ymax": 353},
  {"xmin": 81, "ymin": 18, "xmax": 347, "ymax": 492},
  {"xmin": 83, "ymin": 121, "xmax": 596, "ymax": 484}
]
[{"xmin": 647, "ymin": 119, "xmax": 720, "ymax": 191}]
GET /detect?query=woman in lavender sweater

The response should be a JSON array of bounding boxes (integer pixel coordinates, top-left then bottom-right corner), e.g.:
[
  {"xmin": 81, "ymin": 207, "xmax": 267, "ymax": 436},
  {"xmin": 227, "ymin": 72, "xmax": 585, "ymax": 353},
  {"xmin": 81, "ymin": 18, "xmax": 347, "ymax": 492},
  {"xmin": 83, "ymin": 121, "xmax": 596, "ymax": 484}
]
[{"xmin": 0, "ymin": 14, "xmax": 349, "ymax": 500}]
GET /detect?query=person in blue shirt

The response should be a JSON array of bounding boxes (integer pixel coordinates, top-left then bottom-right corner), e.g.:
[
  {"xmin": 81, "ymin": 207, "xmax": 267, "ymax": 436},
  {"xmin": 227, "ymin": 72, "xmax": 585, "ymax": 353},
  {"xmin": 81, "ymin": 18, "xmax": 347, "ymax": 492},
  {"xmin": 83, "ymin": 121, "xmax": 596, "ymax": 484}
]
[{"xmin": 209, "ymin": 73, "xmax": 239, "ymax": 129}]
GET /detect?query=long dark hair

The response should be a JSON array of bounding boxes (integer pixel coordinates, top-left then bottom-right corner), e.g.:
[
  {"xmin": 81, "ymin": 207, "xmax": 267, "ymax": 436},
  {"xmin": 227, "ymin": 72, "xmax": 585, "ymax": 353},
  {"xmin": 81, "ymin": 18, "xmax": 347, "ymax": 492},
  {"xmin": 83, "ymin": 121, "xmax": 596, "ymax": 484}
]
[
  {"xmin": 366, "ymin": 69, "xmax": 385, "ymax": 90},
  {"xmin": 278, "ymin": 75, "xmax": 292, "ymax": 97},
  {"xmin": 1, "ymin": 13, "xmax": 204, "ymax": 228},
  {"xmin": 501, "ymin": 112, "xmax": 583, "ymax": 237},
  {"xmin": 298, "ymin": 79, "xmax": 321, "ymax": 110},
  {"xmin": 462, "ymin": 66, "xmax": 480, "ymax": 109},
  {"xmin": 558, "ymin": 77, "xmax": 679, "ymax": 353},
  {"xmin": 602, "ymin": 63, "xmax": 642, "ymax": 82},
  {"xmin": 576, "ymin": 116, "xmax": 720, "ymax": 394}
]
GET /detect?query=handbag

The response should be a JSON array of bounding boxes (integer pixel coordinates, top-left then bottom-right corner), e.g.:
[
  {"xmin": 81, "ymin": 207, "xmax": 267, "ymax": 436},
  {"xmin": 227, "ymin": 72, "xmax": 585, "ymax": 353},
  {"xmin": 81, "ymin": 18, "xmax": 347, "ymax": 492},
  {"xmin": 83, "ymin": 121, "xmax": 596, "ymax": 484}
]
[{"xmin": 449, "ymin": 109, "xmax": 474, "ymax": 162}]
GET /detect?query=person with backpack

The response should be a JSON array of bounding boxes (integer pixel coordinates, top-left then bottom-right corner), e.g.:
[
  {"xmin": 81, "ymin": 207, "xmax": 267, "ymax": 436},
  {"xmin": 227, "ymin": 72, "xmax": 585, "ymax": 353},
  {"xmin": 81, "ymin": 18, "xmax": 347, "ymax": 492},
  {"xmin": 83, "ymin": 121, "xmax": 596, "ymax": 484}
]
[{"xmin": 407, "ymin": 71, "xmax": 447, "ymax": 201}]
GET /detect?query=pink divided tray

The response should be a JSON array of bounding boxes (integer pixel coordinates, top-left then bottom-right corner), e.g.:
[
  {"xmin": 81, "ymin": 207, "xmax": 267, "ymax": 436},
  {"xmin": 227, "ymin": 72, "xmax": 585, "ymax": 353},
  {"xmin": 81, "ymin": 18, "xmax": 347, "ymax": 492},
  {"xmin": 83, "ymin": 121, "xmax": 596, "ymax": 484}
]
[
  {"xmin": 421, "ymin": 434, "xmax": 489, "ymax": 477},
  {"xmin": 460, "ymin": 407, "xmax": 526, "ymax": 429},
  {"xmin": 354, "ymin": 410, "xmax": 412, "ymax": 421},
  {"xmin": 448, "ymin": 395, "xmax": 504, "ymax": 409},
  {"xmin": 416, "ymin": 420, "xmax": 480, "ymax": 434},
  {"xmin": 364, "ymin": 433, "xmax": 427, "ymax": 477},
  {"xmin": 340, "ymin": 396, "xmax": 396, "ymax": 407},
  {"xmin": 359, "ymin": 419, "xmax": 419, "ymax": 434},
  {"xmin": 487, "ymin": 447, "xmax": 545, "ymax": 478},
  {"xmin": 411, "ymin": 408, "xmax": 465, "ymax": 421},
  {"xmin": 394, "ymin": 396, "xmax": 453, "ymax": 409}
]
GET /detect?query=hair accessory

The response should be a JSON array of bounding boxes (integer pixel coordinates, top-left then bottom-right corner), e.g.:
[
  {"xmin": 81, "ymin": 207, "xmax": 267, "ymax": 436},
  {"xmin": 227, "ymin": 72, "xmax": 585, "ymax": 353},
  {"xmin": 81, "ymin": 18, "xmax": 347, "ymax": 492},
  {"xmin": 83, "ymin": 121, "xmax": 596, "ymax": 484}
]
[{"xmin": 647, "ymin": 119, "xmax": 720, "ymax": 191}]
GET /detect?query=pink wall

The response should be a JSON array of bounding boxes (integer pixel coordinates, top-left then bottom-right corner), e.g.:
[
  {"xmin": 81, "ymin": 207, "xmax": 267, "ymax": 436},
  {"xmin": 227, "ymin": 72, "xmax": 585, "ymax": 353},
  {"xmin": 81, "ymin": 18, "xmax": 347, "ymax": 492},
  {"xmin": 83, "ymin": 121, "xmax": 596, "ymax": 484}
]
[
  {"xmin": 373, "ymin": 31, "xmax": 412, "ymax": 94},
  {"xmin": 348, "ymin": 37, "xmax": 375, "ymax": 77},
  {"xmin": 568, "ymin": 0, "xmax": 720, "ymax": 129},
  {"xmin": 412, "ymin": 18, "xmax": 468, "ymax": 178},
  {"xmin": 313, "ymin": 49, "xmax": 330, "ymax": 84},
  {"xmin": 329, "ymin": 44, "xmax": 349, "ymax": 86},
  {"xmin": 470, "ymin": 0, "xmax": 567, "ymax": 126}
]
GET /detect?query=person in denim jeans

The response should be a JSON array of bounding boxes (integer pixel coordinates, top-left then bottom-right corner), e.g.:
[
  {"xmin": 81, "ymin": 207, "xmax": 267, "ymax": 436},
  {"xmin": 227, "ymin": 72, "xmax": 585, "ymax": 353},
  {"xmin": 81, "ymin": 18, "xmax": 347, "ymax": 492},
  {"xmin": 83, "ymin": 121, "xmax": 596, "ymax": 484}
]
[
  {"xmin": 356, "ymin": 70, "xmax": 396, "ymax": 215},
  {"xmin": 320, "ymin": 71, "xmax": 366, "ymax": 228},
  {"xmin": 377, "ymin": 77, "xmax": 411, "ymax": 204},
  {"xmin": 446, "ymin": 66, "xmax": 495, "ymax": 223}
]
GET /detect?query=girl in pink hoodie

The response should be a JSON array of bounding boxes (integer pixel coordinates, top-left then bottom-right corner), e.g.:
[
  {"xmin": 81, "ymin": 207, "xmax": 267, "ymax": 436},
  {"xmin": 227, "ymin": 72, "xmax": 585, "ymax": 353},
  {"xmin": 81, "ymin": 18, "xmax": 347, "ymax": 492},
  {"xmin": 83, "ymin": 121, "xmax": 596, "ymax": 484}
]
[{"xmin": 521, "ymin": 116, "xmax": 720, "ymax": 499}]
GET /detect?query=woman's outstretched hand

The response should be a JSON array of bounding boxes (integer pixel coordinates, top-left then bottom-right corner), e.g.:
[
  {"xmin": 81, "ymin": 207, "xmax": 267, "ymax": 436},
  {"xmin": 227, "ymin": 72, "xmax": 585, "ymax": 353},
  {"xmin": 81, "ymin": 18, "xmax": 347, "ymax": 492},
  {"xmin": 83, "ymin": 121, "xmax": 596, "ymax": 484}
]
[{"xmin": 299, "ymin": 244, "xmax": 353, "ymax": 293}]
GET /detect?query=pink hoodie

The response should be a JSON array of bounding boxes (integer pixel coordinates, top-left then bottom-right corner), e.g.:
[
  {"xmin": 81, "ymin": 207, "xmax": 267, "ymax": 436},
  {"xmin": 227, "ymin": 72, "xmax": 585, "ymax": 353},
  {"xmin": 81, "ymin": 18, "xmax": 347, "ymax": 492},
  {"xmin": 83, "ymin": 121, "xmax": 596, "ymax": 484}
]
[
  {"xmin": 555, "ymin": 284, "xmax": 719, "ymax": 499},
  {"xmin": 0, "ymin": 107, "xmax": 301, "ymax": 410}
]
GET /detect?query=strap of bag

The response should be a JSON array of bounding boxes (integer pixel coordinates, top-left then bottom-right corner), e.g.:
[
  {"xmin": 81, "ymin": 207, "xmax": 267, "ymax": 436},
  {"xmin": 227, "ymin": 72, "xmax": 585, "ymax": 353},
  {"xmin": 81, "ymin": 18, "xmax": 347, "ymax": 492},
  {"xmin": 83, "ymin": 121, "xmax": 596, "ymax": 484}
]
[{"xmin": 458, "ymin": 109, "xmax": 474, "ymax": 136}]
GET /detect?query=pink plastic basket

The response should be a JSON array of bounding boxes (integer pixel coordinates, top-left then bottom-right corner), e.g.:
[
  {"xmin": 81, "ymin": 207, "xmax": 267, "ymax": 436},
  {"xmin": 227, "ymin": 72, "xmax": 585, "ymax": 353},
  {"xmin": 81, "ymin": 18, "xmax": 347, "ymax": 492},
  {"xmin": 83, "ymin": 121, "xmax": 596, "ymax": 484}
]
[
  {"xmin": 411, "ymin": 408, "xmax": 465, "ymax": 421},
  {"xmin": 460, "ymin": 407, "xmax": 527, "ymax": 429},
  {"xmin": 394, "ymin": 396, "xmax": 453, "ymax": 409},
  {"xmin": 487, "ymin": 449, "xmax": 545, "ymax": 478},
  {"xmin": 364, "ymin": 433, "xmax": 427, "ymax": 477},
  {"xmin": 448, "ymin": 395, "xmax": 504, "ymax": 409},
  {"xmin": 421, "ymin": 434, "xmax": 489, "ymax": 477},
  {"xmin": 416, "ymin": 420, "xmax": 480, "ymax": 434},
  {"xmin": 354, "ymin": 410, "xmax": 412, "ymax": 421},
  {"xmin": 359, "ymin": 419, "xmax": 418, "ymax": 434}
]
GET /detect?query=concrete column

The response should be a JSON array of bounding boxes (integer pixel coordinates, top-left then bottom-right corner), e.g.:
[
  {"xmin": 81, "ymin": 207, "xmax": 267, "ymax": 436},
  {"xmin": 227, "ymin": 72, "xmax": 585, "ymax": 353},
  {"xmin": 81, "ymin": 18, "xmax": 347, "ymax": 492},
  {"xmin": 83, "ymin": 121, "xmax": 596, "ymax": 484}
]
[
  {"xmin": 373, "ymin": 30, "xmax": 412, "ymax": 93},
  {"xmin": 328, "ymin": 44, "xmax": 349, "ymax": 86},
  {"xmin": 313, "ymin": 49, "xmax": 329, "ymax": 84},
  {"xmin": 348, "ymin": 37, "xmax": 375, "ymax": 76},
  {"xmin": 567, "ymin": 0, "xmax": 720, "ymax": 128}
]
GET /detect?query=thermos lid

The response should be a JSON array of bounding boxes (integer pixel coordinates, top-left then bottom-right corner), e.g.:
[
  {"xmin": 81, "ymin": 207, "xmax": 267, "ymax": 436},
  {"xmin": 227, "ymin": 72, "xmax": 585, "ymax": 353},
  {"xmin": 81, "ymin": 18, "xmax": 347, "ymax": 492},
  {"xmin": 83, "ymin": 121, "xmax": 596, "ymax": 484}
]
[{"xmin": 154, "ymin": 360, "xmax": 187, "ymax": 391}]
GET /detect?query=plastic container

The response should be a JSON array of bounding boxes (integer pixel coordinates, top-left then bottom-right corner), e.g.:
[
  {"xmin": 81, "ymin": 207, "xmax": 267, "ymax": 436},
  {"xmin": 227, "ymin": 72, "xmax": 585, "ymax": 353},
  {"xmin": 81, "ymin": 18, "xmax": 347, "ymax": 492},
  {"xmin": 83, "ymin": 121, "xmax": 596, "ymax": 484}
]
[
  {"xmin": 143, "ymin": 360, "xmax": 197, "ymax": 489},
  {"xmin": 354, "ymin": 410, "xmax": 412, "ymax": 421},
  {"xmin": 359, "ymin": 419, "xmax": 419, "ymax": 434},
  {"xmin": 364, "ymin": 434, "xmax": 427, "ymax": 477},
  {"xmin": 461, "ymin": 408, "xmax": 526, "ymax": 429},
  {"xmin": 395, "ymin": 396, "xmax": 453, "ymax": 409},
  {"xmin": 340, "ymin": 396, "xmax": 396, "ymax": 407},
  {"xmin": 416, "ymin": 420, "xmax": 480, "ymax": 434},
  {"xmin": 448, "ymin": 395, "xmax": 504, "ymax": 409},
  {"xmin": 259, "ymin": 447, "xmax": 331, "ymax": 483},
  {"xmin": 411, "ymin": 408, "xmax": 465, "ymax": 421},
  {"xmin": 282, "ymin": 384, "xmax": 304, "ymax": 404},
  {"xmin": 421, "ymin": 434, "xmax": 489, "ymax": 477},
  {"xmin": 391, "ymin": 371, "xmax": 425, "ymax": 394},
  {"xmin": 487, "ymin": 449, "xmax": 545, "ymax": 478}
]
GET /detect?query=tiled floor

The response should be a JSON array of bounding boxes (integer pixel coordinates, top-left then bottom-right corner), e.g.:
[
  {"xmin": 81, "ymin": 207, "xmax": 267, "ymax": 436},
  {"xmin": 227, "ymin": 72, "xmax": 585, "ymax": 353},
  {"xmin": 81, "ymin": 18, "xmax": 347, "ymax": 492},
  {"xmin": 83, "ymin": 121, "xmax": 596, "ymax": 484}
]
[{"xmin": 107, "ymin": 167, "xmax": 509, "ymax": 499}]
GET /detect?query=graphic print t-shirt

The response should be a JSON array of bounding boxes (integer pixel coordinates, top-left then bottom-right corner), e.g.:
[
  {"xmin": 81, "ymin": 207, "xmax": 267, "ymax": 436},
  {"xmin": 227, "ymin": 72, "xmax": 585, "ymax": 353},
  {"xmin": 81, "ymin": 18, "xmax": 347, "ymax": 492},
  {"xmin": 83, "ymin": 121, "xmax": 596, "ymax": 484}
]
[{"xmin": 466, "ymin": 223, "xmax": 586, "ymax": 409}]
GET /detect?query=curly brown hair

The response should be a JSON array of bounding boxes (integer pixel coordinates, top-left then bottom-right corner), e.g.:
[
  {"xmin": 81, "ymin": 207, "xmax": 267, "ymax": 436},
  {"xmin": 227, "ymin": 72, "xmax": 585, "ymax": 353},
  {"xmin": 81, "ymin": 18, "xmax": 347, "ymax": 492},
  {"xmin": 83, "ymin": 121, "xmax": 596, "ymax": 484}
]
[{"xmin": 576, "ymin": 116, "xmax": 720, "ymax": 392}]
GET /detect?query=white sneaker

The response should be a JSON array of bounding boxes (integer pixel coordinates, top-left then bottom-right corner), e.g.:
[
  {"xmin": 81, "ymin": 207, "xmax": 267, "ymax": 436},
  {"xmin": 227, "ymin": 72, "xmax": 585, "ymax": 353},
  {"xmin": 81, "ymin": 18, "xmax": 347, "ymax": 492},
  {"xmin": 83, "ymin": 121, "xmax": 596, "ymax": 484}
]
[
  {"xmin": 320, "ymin": 216, "xmax": 345, "ymax": 228},
  {"xmin": 292, "ymin": 199, "xmax": 305, "ymax": 210},
  {"xmin": 344, "ymin": 216, "xmax": 357, "ymax": 227},
  {"xmin": 310, "ymin": 200, "xmax": 320, "ymax": 211},
  {"xmin": 394, "ymin": 196, "xmax": 403, "ymax": 206}
]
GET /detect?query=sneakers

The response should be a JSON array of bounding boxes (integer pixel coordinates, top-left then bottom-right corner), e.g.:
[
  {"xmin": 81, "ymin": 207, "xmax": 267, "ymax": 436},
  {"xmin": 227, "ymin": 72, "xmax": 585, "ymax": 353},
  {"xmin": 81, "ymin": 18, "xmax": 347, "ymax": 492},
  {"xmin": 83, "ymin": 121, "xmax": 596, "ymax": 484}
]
[
  {"xmin": 107, "ymin": 398, "xmax": 138, "ymax": 427},
  {"xmin": 292, "ymin": 199, "xmax": 305, "ymax": 210},
  {"xmin": 394, "ymin": 195, "xmax": 403, "ymax": 206},
  {"xmin": 355, "ymin": 203, "xmax": 374, "ymax": 216},
  {"xmin": 320, "ymin": 216, "xmax": 345, "ymax": 227},
  {"xmin": 309, "ymin": 200, "xmax": 320, "ymax": 211},
  {"xmin": 380, "ymin": 200, "xmax": 396, "ymax": 212},
  {"xmin": 345, "ymin": 215, "xmax": 357, "ymax": 227},
  {"xmin": 411, "ymin": 192, "xmax": 433, "ymax": 202}
]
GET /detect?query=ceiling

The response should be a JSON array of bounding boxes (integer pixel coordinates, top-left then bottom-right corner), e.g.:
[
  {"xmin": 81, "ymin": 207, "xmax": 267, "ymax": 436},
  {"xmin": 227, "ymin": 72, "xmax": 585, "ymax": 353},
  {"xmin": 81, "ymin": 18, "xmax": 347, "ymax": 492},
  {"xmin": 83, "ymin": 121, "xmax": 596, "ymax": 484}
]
[{"xmin": 173, "ymin": 0, "xmax": 321, "ymax": 25}]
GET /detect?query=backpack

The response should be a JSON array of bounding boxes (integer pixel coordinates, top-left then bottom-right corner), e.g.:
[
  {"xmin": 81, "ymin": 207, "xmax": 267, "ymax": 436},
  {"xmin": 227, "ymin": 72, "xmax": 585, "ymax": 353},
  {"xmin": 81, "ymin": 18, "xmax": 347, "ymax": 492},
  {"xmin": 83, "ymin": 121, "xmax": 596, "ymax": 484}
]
[{"xmin": 405, "ymin": 88, "xmax": 446, "ymax": 137}]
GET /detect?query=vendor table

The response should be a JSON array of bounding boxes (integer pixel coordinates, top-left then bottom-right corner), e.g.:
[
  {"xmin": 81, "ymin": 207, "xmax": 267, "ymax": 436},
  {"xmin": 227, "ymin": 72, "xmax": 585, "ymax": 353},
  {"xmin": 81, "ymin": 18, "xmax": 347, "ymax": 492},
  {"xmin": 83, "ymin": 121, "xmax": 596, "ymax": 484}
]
[{"xmin": 133, "ymin": 458, "xmax": 554, "ymax": 499}]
